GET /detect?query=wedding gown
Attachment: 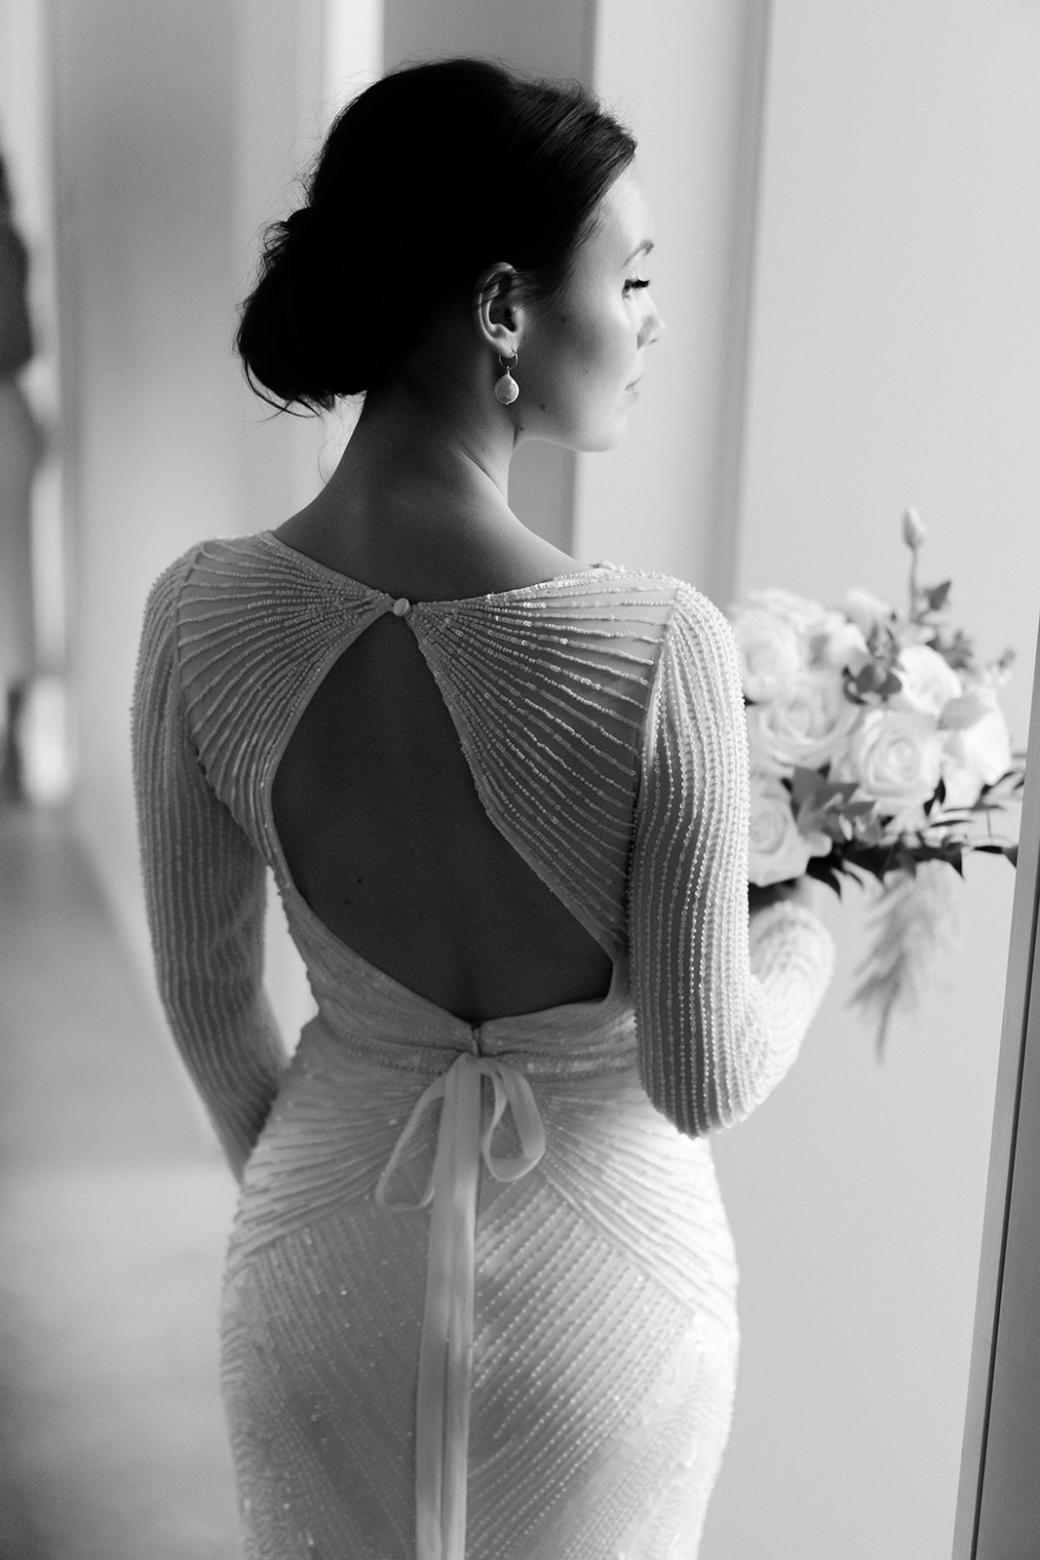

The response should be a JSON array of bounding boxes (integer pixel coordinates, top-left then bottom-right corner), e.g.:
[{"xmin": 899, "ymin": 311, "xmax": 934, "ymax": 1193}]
[{"xmin": 131, "ymin": 531, "xmax": 834, "ymax": 1560}]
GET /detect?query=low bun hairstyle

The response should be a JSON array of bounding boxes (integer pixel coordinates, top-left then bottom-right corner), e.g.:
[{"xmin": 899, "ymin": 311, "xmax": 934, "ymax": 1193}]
[{"xmin": 235, "ymin": 57, "xmax": 636, "ymax": 412}]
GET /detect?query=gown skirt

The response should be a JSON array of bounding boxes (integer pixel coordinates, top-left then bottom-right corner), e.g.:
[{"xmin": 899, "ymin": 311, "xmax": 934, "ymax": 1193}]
[{"xmin": 220, "ymin": 917, "xmax": 740, "ymax": 1560}]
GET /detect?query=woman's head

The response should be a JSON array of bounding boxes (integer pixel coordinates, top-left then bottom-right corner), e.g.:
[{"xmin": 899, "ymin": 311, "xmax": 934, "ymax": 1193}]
[{"xmin": 236, "ymin": 57, "xmax": 652, "ymax": 434}]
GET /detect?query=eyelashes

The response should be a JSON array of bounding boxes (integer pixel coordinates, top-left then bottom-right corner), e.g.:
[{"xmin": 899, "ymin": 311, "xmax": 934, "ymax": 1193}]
[{"xmin": 624, "ymin": 278, "xmax": 652, "ymax": 295}]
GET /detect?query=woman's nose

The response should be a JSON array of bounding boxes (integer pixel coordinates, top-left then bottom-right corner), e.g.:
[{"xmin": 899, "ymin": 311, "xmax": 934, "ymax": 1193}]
[{"xmin": 640, "ymin": 298, "xmax": 665, "ymax": 348}]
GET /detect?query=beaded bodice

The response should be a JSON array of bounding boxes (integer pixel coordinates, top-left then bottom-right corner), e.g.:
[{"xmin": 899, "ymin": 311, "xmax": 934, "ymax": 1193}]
[
  {"xmin": 175, "ymin": 533, "xmax": 667, "ymax": 966},
  {"xmin": 132, "ymin": 529, "xmax": 834, "ymax": 1177}
]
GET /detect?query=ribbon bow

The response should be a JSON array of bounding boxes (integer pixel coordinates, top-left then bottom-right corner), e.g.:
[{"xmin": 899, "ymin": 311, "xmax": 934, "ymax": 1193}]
[{"xmin": 374, "ymin": 1051, "xmax": 547, "ymax": 1560}]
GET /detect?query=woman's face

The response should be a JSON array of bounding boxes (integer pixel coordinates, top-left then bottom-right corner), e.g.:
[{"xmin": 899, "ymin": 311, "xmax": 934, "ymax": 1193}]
[{"xmin": 514, "ymin": 163, "xmax": 664, "ymax": 453}]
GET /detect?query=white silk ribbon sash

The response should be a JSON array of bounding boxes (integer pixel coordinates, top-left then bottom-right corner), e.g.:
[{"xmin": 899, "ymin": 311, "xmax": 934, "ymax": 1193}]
[{"xmin": 374, "ymin": 1051, "xmax": 547, "ymax": 1560}]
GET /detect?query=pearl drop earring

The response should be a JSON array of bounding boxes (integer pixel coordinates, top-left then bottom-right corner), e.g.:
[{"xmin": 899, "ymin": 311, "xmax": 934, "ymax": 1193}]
[{"xmin": 493, "ymin": 351, "xmax": 520, "ymax": 406}]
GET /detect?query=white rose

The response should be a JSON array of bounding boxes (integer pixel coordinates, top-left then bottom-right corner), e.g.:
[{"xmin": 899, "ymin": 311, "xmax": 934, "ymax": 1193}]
[
  {"xmin": 811, "ymin": 616, "xmax": 869, "ymax": 671},
  {"xmin": 748, "ymin": 772, "xmax": 832, "ymax": 886},
  {"xmin": 842, "ymin": 587, "xmax": 895, "ymax": 637},
  {"xmin": 745, "ymin": 668, "xmax": 860, "ymax": 774},
  {"xmin": 745, "ymin": 587, "xmax": 829, "ymax": 634},
  {"xmin": 940, "ymin": 702, "xmax": 1013, "ymax": 809},
  {"xmin": 892, "ymin": 644, "xmax": 963, "ymax": 718},
  {"xmin": 830, "ymin": 708, "xmax": 943, "ymax": 821},
  {"xmin": 730, "ymin": 606, "xmax": 803, "ymax": 703},
  {"xmin": 901, "ymin": 507, "xmax": 928, "ymax": 548}
]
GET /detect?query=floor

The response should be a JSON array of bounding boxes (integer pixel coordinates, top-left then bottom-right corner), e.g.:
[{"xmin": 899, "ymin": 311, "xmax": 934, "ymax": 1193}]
[{"xmin": 0, "ymin": 804, "xmax": 240, "ymax": 1560}]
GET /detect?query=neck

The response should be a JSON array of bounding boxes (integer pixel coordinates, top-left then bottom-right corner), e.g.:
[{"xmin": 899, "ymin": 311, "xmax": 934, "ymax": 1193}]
[{"xmin": 324, "ymin": 368, "xmax": 516, "ymax": 527}]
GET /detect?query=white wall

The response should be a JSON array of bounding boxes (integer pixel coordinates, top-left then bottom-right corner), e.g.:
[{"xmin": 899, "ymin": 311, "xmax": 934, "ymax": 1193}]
[
  {"xmin": 702, "ymin": 6, "xmax": 1040, "ymax": 1557},
  {"xmin": 52, "ymin": 0, "xmax": 242, "ymax": 957}
]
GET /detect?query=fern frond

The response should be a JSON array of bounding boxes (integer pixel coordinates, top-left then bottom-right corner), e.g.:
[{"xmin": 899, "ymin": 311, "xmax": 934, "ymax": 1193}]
[{"xmin": 848, "ymin": 862, "xmax": 961, "ymax": 1059}]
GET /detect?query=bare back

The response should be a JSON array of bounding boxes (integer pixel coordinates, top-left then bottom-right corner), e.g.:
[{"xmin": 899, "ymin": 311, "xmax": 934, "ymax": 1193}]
[{"xmin": 270, "ymin": 526, "xmax": 615, "ymax": 1025}]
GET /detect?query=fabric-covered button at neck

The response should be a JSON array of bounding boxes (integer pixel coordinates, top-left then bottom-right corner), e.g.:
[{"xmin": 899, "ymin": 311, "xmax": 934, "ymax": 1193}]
[{"xmin": 391, "ymin": 597, "xmax": 411, "ymax": 617}]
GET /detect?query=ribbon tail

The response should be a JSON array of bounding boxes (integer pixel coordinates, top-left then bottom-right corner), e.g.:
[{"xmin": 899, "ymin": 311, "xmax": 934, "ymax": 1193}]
[
  {"xmin": 414, "ymin": 1059, "xmax": 482, "ymax": 1560},
  {"xmin": 386, "ymin": 1055, "xmax": 547, "ymax": 1560},
  {"xmin": 413, "ymin": 1118, "xmax": 452, "ymax": 1559},
  {"xmin": 443, "ymin": 1064, "xmax": 481, "ymax": 1558}
]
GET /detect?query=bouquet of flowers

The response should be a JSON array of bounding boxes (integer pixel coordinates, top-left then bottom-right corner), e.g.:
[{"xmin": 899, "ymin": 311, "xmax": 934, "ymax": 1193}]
[{"xmin": 728, "ymin": 510, "xmax": 1025, "ymax": 1055}]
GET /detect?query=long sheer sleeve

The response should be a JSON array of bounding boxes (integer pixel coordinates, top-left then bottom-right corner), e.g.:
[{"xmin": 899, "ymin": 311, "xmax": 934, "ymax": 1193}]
[
  {"xmin": 628, "ymin": 581, "xmax": 835, "ymax": 1137},
  {"xmin": 131, "ymin": 556, "xmax": 287, "ymax": 1179}
]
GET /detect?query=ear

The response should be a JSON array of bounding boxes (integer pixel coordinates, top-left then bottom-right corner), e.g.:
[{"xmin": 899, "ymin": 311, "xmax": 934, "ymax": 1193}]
[{"xmin": 472, "ymin": 261, "xmax": 524, "ymax": 357}]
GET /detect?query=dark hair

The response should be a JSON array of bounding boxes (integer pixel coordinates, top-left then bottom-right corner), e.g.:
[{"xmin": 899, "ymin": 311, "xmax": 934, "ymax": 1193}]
[{"xmin": 235, "ymin": 57, "xmax": 636, "ymax": 412}]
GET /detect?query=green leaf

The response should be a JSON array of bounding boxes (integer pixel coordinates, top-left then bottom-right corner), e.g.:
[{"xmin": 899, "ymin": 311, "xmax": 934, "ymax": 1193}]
[
  {"xmin": 973, "ymin": 843, "xmax": 1019, "ymax": 866},
  {"xmin": 852, "ymin": 663, "xmax": 902, "ymax": 699},
  {"xmin": 802, "ymin": 859, "xmax": 845, "ymax": 897},
  {"xmin": 938, "ymin": 628, "xmax": 976, "ymax": 671},
  {"xmin": 924, "ymin": 580, "xmax": 953, "ymax": 613},
  {"xmin": 789, "ymin": 766, "xmax": 866, "ymax": 810}
]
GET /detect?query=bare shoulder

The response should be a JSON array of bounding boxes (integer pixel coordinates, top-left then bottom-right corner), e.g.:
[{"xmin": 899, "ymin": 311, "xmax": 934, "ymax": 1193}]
[{"xmin": 272, "ymin": 500, "xmax": 588, "ymax": 599}]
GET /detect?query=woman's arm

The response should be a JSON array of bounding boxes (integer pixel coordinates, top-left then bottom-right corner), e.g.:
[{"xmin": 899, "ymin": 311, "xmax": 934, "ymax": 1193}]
[
  {"xmin": 627, "ymin": 582, "xmax": 835, "ymax": 1137},
  {"xmin": 131, "ymin": 555, "xmax": 287, "ymax": 1179}
]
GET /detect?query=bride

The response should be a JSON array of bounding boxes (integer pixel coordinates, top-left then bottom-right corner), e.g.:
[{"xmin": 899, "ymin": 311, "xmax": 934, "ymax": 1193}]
[{"xmin": 132, "ymin": 55, "xmax": 833, "ymax": 1560}]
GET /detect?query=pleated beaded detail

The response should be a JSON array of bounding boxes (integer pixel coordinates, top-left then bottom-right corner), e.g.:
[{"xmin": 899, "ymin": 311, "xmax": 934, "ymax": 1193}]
[{"xmin": 131, "ymin": 530, "xmax": 835, "ymax": 1560}]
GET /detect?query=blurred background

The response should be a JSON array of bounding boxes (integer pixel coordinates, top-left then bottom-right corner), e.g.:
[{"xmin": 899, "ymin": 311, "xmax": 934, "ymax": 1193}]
[{"xmin": 1, "ymin": 1, "xmax": 1037, "ymax": 1556}]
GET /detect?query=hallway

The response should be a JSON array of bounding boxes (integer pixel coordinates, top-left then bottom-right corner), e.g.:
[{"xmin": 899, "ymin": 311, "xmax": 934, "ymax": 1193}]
[{"xmin": 0, "ymin": 806, "xmax": 239, "ymax": 1559}]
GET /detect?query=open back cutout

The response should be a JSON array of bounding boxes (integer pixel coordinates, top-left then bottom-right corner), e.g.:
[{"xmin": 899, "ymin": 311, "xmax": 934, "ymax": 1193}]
[{"xmin": 270, "ymin": 611, "xmax": 615, "ymax": 1025}]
